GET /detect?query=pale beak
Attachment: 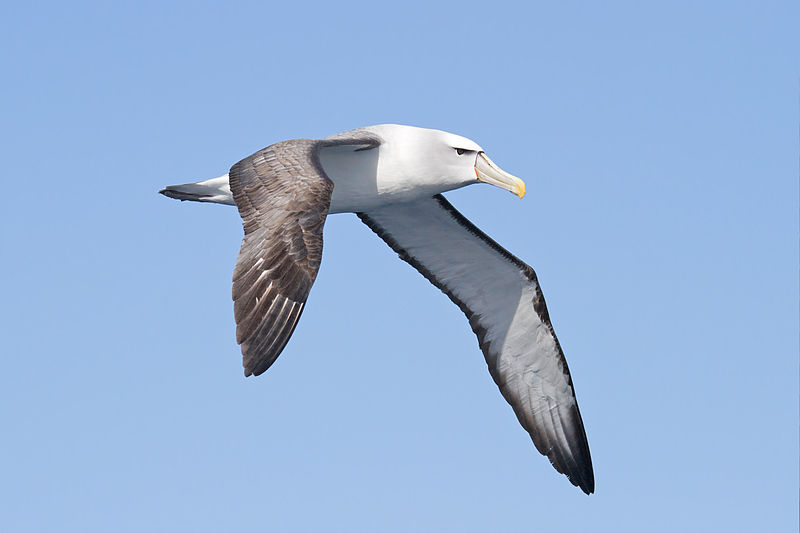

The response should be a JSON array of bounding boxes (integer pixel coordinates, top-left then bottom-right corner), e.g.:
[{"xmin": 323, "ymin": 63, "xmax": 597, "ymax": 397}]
[{"xmin": 474, "ymin": 152, "xmax": 526, "ymax": 198}]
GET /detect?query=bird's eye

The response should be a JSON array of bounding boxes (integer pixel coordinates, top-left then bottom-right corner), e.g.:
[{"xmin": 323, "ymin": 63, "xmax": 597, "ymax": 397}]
[{"xmin": 455, "ymin": 148, "xmax": 468, "ymax": 155}]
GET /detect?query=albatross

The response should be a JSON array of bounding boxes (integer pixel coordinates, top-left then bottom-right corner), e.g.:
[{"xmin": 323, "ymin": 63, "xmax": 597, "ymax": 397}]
[{"xmin": 160, "ymin": 124, "xmax": 594, "ymax": 494}]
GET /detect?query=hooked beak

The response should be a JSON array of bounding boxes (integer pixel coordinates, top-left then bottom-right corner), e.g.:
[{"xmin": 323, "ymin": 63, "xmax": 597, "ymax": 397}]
[{"xmin": 474, "ymin": 152, "xmax": 526, "ymax": 198}]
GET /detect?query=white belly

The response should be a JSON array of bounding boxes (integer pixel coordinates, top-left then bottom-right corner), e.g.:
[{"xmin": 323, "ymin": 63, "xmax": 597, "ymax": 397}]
[{"xmin": 321, "ymin": 144, "xmax": 446, "ymax": 213}]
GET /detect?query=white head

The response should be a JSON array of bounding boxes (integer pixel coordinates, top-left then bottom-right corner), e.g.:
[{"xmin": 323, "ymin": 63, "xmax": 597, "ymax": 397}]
[{"xmin": 361, "ymin": 124, "xmax": 526, "ymax": 200}]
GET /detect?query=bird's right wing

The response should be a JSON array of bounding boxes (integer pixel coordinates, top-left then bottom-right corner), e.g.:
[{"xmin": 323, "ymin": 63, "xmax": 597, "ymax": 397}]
[
  {"xmin": 228, "ymin": 136, "xmax": 379, "ymax": 377},
  {"xmin": 357, "ymin": 194, "xmax": 594, "ymax": 494}
]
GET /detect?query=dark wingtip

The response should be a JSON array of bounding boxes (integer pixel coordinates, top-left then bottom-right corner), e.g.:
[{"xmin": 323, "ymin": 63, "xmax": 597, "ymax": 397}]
[
  {"xmin": 554, "ymin": 458, "xmax": 594, "ymax": 495},
  {"xmin": 243, "ymin": 357, "xmax": 267, "ymax": 378},
  {"xmin": 543, "ymin": 434, "xmax": 594, "ymax": 495},
  {"xmin": 244, "ymin": 362, "xmax": 267, "ymax": 377},
  {"xmin": 570, "ymin": 462, "xmax": 595, "ymax": 495},
  {"xmin": 567, "ymin": 450, "xmax": 595, "ymax": 495}
]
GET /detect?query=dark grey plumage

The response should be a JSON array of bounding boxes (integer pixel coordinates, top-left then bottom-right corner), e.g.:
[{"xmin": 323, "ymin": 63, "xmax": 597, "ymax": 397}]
[
  {"xmin": 228, "ymin": 140, "xmax": 333, "ymax": 377},
  {"xmin": 227, "ymin": 135, "xmax": 380, "ymax": 377}
]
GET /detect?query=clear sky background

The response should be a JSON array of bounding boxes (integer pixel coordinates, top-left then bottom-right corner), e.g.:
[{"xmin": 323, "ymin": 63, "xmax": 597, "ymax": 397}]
[{"xmin": 1, "ymin": 1, "xmax": 797, "ymax": 531}]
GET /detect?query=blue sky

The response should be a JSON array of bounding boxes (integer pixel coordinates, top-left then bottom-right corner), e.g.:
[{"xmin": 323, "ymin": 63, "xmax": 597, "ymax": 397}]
[{"xmin": 1, "ymin": 1, "xmax": 797, "ymax": 531}]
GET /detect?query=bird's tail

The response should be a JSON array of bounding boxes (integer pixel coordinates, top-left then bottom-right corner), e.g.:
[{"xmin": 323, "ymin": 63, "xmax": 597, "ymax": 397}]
[{"xmin": 159, "ymin": 174, "xmax": 235, "ymax": 205}]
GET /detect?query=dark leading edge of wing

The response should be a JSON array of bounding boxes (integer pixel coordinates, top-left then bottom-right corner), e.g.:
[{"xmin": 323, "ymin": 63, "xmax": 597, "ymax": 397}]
[{"xmin": 357, "ymin": 195, "xmax": 594, "ymax": 494}]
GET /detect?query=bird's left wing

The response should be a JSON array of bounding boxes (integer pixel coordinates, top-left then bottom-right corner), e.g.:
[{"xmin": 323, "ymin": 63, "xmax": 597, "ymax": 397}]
[
  {"xmin": 228, "ymin": 136, "xmax": 378, "ymax": 376},
  {"xmin": 357, "ymin": 194, "xmax": 594, "ymax": 493}
]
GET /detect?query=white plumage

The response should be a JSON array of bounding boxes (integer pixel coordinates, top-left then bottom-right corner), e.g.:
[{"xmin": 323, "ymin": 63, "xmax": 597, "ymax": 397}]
[{"xmin": 160, "ymin": 124, "xmax": 594, "ymax": 494}]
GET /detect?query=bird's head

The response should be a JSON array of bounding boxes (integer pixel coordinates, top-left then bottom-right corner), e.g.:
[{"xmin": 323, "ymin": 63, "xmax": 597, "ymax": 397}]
[{"xmin": 364, "ymin": 124, "xmax": 526, "ymax": 199}]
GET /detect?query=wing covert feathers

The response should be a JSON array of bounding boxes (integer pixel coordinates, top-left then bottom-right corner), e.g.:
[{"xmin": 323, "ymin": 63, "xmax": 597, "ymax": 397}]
[{"xmin": 228, "ymin": 140, "xmax": 333, "ymax": 377}]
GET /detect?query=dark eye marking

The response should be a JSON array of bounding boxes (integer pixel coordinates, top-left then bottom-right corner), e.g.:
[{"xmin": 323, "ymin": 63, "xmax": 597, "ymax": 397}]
[{"xmin": 455, "ymin": 148, "xmax": 471, "ymax": 156}]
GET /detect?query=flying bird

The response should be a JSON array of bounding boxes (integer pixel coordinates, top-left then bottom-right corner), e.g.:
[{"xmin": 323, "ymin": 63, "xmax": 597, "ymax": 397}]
[{"xmin": 160, "ymin": 124, "xmax": 594, "ymax": 494}]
